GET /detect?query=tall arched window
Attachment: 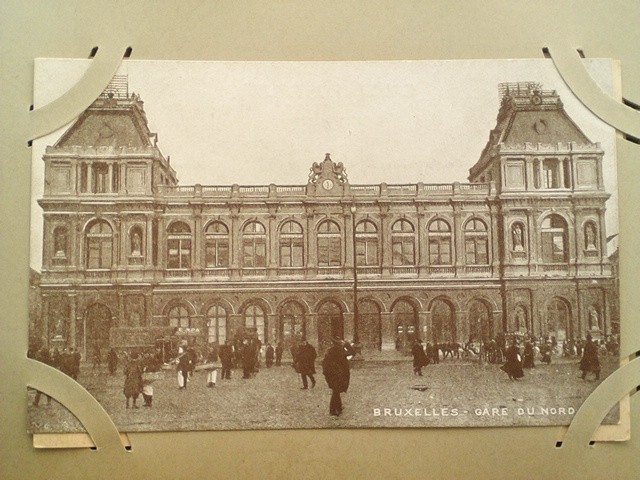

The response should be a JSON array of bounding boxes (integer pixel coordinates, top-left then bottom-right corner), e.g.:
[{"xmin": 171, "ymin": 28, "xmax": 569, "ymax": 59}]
[
  {"xmin": 205, "ymin": 221, "xmax": 229, "ymax": 268},
  {"xmin": 244, "ymin": 304, "xmax": 266, "ymax": 342},
  {"xmin": 355, "ymin": 220, "xmax": 378, "ymax": 266},
  {"xmin": 541, "ymin": 214, "xmax": 568, "ymax": 263},
  {"xmin": 206, "ymin": 305, "xmax": 227, "ymax": 344},
  {"xmin": 85, "ymin": 220, "xmax": 113, "ymax": 269},
  {"xmin": 464, "ymin": 218, "xmax": 488, "ymax": 265},
  {"xmin": 317, "ymin": 220, "xmax": 341, "ymax": 267},
  {"xmin": 167, "ymin": 222, "xmax": 192, "ymax": 269},
  {"xmin": 391, "ymin": 219, "xmax": 415, "ymax": 266},
  {"xmin": 279, "ymin": 221, "xmax": 304, "ymax": 267},
  {"xmin": 242, "ymin": 221, "xmax": 267, "ymax": 268},
  {"xmin": 428, "ymin": 219, "xmax": 452, "ymax": 265},
  {"xmin": 168, "ymin": 305, "xmax": 191, "ymax": 328}
]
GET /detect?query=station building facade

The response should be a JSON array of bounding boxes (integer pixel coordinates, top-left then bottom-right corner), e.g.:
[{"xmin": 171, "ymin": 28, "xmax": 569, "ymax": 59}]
[{"xmin": 35, "ymin": 81, "xmax": 616, "ymax": 357}]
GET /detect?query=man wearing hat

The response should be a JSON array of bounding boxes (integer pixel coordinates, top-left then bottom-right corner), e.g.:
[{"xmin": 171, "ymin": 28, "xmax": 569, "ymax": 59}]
[
  {"xmin": 322, "ymin": 338, "xmax": 355, "ymax": 416},
  {"xmin": 296, "ymin": 338, "xmax": 317, "ymax": 389},
  {"xmin": 580, "ymin": 334, "xmax": 601, "ymax": 380}
]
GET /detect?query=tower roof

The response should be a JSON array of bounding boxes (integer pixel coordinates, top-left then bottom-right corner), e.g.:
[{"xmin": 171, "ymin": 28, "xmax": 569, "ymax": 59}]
[{"xmin": 469, "ymin": 82, "xmax": 596, "ymax": 179}]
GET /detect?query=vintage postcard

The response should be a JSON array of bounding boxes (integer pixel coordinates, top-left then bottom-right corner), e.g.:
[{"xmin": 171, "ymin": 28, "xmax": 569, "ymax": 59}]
[{"xmin": 28, "ymin": 59, "xmax": 621, "ymax": 433}]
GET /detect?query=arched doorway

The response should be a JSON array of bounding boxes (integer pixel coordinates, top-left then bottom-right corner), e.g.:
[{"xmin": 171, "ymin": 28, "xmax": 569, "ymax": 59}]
[
  {"xmin": 468, "ymin": 300, "xmax": 492, "ymax": 342},
  {"xmin": 358, "ymin": 299, "xmax": 382, "ymax": 351},
  {"xmin": 84, "ymin": 303, "xmax": 112, "ymax": 362},
  {"xmin": 431, "ymin": 299, "xmax": 455, "ymax": 344},
  {"xmin": 545, "ymin": 298, "xmax": 571, "ymax": 341},
  {"xmin": 317, "ymin": 301, "xmax": 343, "ymax": 351},
  {"xmin": 393, "ymin": 299, "xmax": 418, "ymax": 351},
  {"xmin": 279, "ymin": 301, "xmax": 306, "ymax": 352}
]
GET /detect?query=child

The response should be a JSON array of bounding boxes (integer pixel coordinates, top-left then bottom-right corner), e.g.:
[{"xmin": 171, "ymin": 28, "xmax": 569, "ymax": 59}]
[{"xmin": 142, "ymin": 381, "xmax": 154, "ymax": 407}]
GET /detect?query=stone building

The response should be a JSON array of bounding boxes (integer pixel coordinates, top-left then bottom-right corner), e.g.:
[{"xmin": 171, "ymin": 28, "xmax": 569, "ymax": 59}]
[{"xmin": 35, "ymin": 80, "xmax": 616, "ymax": 358}]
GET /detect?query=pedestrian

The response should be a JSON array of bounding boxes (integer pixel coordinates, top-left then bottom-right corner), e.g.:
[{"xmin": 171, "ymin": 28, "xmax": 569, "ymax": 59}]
[
  {"xmin": 540, "ymin": 341, "xmax": 552, "ymax": 365},
  {"xmin": 296, "ymin": 339, "xmax": 317, "ymax": 389},
  {"xmin": 123, "ymin": 354, "xmax": 143, "ymax": 408},
  {"xmin": 275, "ymin": 342, "xmax": 283, "ymax": 366},
  {"xmin": 241, "ymin": 340, "xmax": 256, "ymax": 379},
  {"xmin": 431, "ymin": 341, "xmax": 440, "ymax": 364},
  {"xmin": 411, "ymin": 339, "xmax": 429, "ymax": 376},
  {"xmin": 176, "ymin": 347, "xmax": 191, "ymax": 389},
  {"xmin": 70, "ymin": 347, "xmax": 81, "ymax": 380},
  {"xmin": 522, "ymin": 340, "xmax": 535, "ymax": 369},
  {"xmin": 265, "ymin": 343, "xmax": 275, "ymax": 368},
  {"xmin": 92, "ymin": 346, "xmax": 102, "ymax": 370},
  {"xmin": 501, "ymin": 339, "xmax": 524, "ymax": 381},
  {"xmin": 579, "ymin": 334, "xmax": 601, "ymax": 380},
  {"xmin": 107, "ymin": 348, "xmax": 118, "ymax": 375},
  {"xmin": 322, "ymin": 338, "xmax": 354, "ymax": 417},
  {"xmin": 219, "ymin": 340, "xmax": 233, "ymax": 380}
]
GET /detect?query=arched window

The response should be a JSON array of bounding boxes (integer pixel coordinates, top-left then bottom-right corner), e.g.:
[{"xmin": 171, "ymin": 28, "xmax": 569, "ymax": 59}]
[
  {"xmin": 279, "ymin": 221, "xmax": 304, "ymax": 267},
  {"xmin": 428, "ymin": 219, "xmax": 452, "ymax": 265},
  {"xmin": 584, "ymin": 221, "xmax": 598, "ymax": 251},
  {"xmin": 85, "ymin": 220, "xmax": 113, "ymax": 269},
  {"xmin": 205, "ymin": 221, "xmax": 229, "ymax": 268},
  {"xmin": 167, "ymin": 222, "xmax": 192, "ymax": 269},
  {"xmin": 53, "ymin": 226, "xmax": 68, "ymax": 260},
  {"xmin": 242, "ymin": 221, "xmax": 267, "ymax": 268},
  {"xmin": 355, "ymin": 220, "xmax": 378, "ymax": 266},
  {"xmin": 464, "ymin": 218, "xmax": 488, "ymax": 265},
  {"xmin": 244, "ymin": 304, "xmax": 266, "ymax": 343},
  {"xmin": 317, "ymin": 220, "xmax": 341, "ymax": 267},
  {"xmin": 541, "ymin": 214, "xmax": 568, "ymax": 263},
  {"xmin": 168, "ymin": 305, "xmax": 191, "ymax": 328},
  {"xmin": 206, "ymin": 305, "xmax": 227, "ymax": 344},
  {"xmin": 391, "ymin": 219, "xmax": 415, "ymax": 266}
]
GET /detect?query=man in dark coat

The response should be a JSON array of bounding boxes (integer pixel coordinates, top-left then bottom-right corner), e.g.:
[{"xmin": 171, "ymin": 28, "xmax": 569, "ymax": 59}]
[
  {"xmin": 580, "ymin": 334, "xmax": 601, "ymax": 380},
  {"xmin": 123, "ymin": 354, "xmax": 143, "ymax": 408},
  {"xmin": 241, "ymin": 340, "xmax": 256, "ymax": 379},
  {"xmin": 177, "ymin": 349, "xmax": 191, "ymax": 389},
  {"xmin": 107, "ymin": 348, "xmax": 118, "ymax": 375},
  {"xmin": 219, "ymin": 341, "xmax": 233, "ymax": 379},
  {"xmin": 265, "ymin": 343, "xmax": 275, "ymax": 368},
  {"xmin": 322, "ymin": 338, "xmax": 354, "ymax": 416},
  {"xmin": 296, "ymin": 339, "xmax": 317, "ymax": 389},
  {"xmin": 275, "ymin": 342, "xmax": 283, "ymax": 366},
  {"xmin": 522, "ymin": 341, "xmax": 535, "ymax": 369},
  {"xmin": 411, "ymin": 339, "xmax": 429, "ymax": 376},
  {"xmin": 501, "ymin": 339, "xmax": 524, "ymax": 381}
]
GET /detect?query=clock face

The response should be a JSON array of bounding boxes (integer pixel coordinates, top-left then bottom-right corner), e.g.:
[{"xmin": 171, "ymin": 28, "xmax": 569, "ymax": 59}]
[{"xmin": 322, "ymin": 179, "xmax": 334, "ymax": 190}]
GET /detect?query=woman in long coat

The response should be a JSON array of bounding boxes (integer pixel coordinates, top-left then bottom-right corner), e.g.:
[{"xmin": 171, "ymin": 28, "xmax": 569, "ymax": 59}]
[
  {"xmin": 580, "ymin": 335, "xmax": 601, "ymax": 380},
  {"xmin": 522, "ymin": 341, "xmax": 535, "ymax": 369},
  {"xmin": 123, "ymin": 355, "xmax": 143, "ymax": 408},
  {"xmin": 501, "ymin": 340, "xmax": 524, "ymax": 381},
  {"xmin": 411, "ymin": 339, "xmax": 429, "ymax": 376},
  {"xmin": 322, "ymin": 338, "xmax": 354, "ymax": 416}
]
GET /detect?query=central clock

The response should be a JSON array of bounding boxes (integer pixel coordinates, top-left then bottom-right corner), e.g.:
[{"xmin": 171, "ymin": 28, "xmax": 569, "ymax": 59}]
[{"xmin": 322, "ymin": 179, "xmax": 334, "ymax": 190}]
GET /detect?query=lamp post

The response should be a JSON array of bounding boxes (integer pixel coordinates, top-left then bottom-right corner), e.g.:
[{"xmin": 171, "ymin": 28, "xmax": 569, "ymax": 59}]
[{"xmin": 350, "ymin": 205, "xmax": 360, "ymax": 348}]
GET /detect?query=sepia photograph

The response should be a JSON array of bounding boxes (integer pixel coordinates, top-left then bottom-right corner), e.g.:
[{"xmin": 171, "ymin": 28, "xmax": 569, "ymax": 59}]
[{"xmin": 27, "ymin": 58, "xmax": 620, "ymax": 433}]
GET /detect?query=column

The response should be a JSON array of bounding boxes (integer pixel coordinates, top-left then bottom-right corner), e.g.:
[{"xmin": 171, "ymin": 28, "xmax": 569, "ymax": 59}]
[
  {"xmin": 380, "ymin": 312, "xmax": 395, "ymax": 351},
  {"xmin": 452, "ymin": 206, "xmax": 462, "ymax": 274},
  {"xmin": 42, "ymin": 295, "xmax": 50, "ymax": 347},
  {"xmin": 193, "ymin": 212, "xmax": 203, "ymax": 277},
  {"xmin": 145, "ymin": 214, "xmax": 153, "ymax": 268},
  {"xmin": 418, "ymin": 311, "xmax": 429, "ymax": 342},
  {"xmin": 87, "ymin": 162, "xmax": 93, "ymax": 193},
  {"xmin": 305, "ymin": 313, "xmax": 318, "ymax": 348},
  {"xmin": 230, "ymin": 208, "xmax": 241, "ymax": 279},
  {"xmin": 345, "ymin": 212, "xmax": 355, "ymax": 277},
  {"xmin": 557, "ymin": 158, "xmax": 564, "ymax": 188},
  {"xmin": 598, "ymin": 208, "xmax": 607, "ymax": 270},
  {"xmin": 69, "ymin": 294, "xmax": 77, "ymax": 349},
  {"xmin": 526, "ymin": 209, "xmax": 536, "ymax": 273},
  {"xmin": 266, "ymin": 314, "xmax": 278, "ymax": 344},
  {"xmin": 379, "ymin": 210, "xmax": 391, "ymax": 275},
  {"xmin": 305, "ymin": 210, "xmax": 317, "ymax": 276},
  {"xmin": 343, "ymin": 312, "xmax": 354, "ymax": 342},
  {"xmin": 144, "ymin": 292, "xmax": 152, "ymax": 326},
  {"xmin": 107, "ymin": 163, "xmax": 113, "ymax": 193},
  {"xmin": 268, "ymin": 210, "xmax": 278, "ymax": 276}
]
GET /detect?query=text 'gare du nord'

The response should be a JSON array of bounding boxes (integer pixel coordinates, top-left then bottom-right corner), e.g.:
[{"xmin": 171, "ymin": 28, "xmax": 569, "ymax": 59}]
[{"xmin": 33, "ymin": 78, "xmax": 618, "ymax": 360}]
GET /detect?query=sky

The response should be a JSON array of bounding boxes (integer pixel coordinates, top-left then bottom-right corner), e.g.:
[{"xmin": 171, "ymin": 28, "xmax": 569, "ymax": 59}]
[{"xmin": 31, "ymin": 58, "xmax": 618, "ymax": 270}]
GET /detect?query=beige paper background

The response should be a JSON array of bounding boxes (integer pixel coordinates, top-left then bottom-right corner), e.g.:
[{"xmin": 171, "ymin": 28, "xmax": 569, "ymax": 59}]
[{"xmin": 1, "ymin": 1, "xmax": 639, "ymax": 478}]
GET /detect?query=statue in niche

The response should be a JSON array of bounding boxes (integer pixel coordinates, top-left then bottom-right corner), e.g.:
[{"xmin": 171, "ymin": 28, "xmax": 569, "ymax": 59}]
[
  {"xmin": 585, "ymin": 223, "xmax": 597, "ymax": 250},
  {"xmin": 512, "ymin": 223, "xmax": 524, "ymax": 251},
  {"xmin": 54, "ymin": 228, "xmax": 67, "ymax": 257},
  {"xmin": 131, "ymin": 230, "xmax": 142, "ymax": 256},
  {"xmin": 514, "ymin": 306, "xmax": 526, "ymax": 332},
  {"xmin": 589, "ymin": 307, "xmax": 599, "ymax": 331}
]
